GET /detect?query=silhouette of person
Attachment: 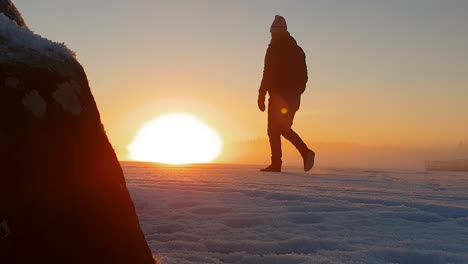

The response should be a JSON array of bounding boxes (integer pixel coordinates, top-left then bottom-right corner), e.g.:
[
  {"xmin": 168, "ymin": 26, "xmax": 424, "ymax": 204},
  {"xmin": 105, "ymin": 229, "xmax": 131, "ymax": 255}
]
[{"xmin": 258, "ymin": 15, "xmax": 315, "ymax": 172}]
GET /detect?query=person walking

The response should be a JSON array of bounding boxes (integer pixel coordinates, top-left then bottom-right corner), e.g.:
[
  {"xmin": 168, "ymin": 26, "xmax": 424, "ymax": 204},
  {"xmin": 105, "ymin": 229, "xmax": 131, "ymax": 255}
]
[{"xmin": 258, "ymin": 15, "xmax": 315, "ymax": 172}]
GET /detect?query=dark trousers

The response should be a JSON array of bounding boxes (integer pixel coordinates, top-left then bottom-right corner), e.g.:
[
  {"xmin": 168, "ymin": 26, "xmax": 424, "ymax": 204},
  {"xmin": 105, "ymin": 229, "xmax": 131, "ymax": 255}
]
[{"xmin": 267, "ymin": 96, "xmax": 309, "ymax": 164}]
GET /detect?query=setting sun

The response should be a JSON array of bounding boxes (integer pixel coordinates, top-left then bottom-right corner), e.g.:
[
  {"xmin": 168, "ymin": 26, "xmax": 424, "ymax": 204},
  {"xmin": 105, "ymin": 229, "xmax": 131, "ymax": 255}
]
[{"xmin": 128, "ymin": 113, "xmax": 222, "ymax": 164}]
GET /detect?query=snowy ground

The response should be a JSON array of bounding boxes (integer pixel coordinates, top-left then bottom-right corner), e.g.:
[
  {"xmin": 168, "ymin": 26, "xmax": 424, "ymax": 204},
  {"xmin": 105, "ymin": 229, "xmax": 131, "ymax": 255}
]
[{"xmin": 123, "ymin": 162, "xmax": 468, "ymax": 264}]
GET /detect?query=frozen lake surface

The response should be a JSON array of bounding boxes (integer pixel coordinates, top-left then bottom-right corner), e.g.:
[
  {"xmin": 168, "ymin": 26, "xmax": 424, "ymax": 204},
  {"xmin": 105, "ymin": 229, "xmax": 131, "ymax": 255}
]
[{"xmin": 123, "ymin": 162, "xmax": 468, "ymax": 264}]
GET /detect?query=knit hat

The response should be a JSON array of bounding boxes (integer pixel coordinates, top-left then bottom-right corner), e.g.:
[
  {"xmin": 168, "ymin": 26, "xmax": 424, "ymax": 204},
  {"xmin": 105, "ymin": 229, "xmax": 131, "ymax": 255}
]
[{"xmin": 270, "ymin": 15, "xmax": 287, "ymax": 33}]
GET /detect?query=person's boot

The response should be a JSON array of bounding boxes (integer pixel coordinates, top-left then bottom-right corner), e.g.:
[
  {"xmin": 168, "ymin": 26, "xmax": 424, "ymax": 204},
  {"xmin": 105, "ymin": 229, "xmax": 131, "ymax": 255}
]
[
  {"xmin": 302, "ymin": 150, "xmax": 315, "ymax": 172},
  {"xmin": 260, "ymin": 159, "xmax": 282, "ymax": 172},
  {"xmin": 262, "ymin": 134, "xmax": 282, "ymax": 172},
  {"xmin": 282, "ymin": 129, "xmax": 314, "ymax": 171}
]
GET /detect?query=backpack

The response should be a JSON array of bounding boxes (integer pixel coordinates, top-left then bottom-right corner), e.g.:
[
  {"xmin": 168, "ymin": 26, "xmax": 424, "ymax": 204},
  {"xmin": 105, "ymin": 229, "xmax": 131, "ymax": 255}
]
[{"xmin": 294, "ymin": 45, "xmax": 308, "ymax": 94}]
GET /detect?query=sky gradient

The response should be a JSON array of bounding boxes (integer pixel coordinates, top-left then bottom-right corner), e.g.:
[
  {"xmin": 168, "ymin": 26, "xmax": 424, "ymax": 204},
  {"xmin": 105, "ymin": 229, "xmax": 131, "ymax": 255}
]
[{"xmin": 14, "ymin": 0, "xmax": 468, "ymax": 162}]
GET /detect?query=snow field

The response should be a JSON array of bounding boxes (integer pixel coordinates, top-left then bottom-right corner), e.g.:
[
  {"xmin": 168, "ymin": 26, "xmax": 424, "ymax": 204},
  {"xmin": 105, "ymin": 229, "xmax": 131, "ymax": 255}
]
[{"xmin": 123, "ymin": 163, "xmax": 468, "ymax": 264}]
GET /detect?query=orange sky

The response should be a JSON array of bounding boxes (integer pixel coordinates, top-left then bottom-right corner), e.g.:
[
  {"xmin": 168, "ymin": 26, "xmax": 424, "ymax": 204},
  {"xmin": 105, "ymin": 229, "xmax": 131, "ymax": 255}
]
[{"xmin": 15, "ymin": 1, "xmax": 468, "ymax": 166}]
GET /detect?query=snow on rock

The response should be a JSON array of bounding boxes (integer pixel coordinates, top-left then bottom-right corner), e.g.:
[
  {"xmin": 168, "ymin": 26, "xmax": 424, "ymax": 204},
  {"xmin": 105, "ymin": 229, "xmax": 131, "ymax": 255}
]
[
  {"xmin": 22, "ymin": 90, "xmax": 46, "ymax": 118},
  {"xmin": 0, "ymin": 0, "xmax": 24, "ymax": 26},
  {"xmin": 0, "ymin": 13, "xmax": 75, "ymax": 59}
]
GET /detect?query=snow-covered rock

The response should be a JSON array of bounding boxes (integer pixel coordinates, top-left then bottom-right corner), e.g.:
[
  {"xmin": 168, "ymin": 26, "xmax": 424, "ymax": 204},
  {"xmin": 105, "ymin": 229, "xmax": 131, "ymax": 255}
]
[{"xmin": 0, "ymin": 1, "xmax": 155, "ymax": 263}]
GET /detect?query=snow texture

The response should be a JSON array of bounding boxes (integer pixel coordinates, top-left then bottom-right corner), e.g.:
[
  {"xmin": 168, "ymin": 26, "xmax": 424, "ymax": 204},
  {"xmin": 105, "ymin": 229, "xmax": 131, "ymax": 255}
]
[
  {"xmin": 53, "ymin": 81, "xmax": 81, "ymax": 116},
  {"xmin": 22, "ymin": 90, "xmax": 46, "ymax": 118},
  {"xmin": 123, "ymin": 163, "xmax": 468, "ymax": 264},
  {"xmin": 0, "ymin": 13, "xmax": 75, "ymax": 59}
]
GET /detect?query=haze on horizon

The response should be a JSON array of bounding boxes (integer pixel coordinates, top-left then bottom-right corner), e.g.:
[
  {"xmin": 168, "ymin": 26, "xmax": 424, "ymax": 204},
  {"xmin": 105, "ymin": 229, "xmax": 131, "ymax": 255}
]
[{"xmin": 15, "ymin": 0, "xmax": 468, "ymax": 167}]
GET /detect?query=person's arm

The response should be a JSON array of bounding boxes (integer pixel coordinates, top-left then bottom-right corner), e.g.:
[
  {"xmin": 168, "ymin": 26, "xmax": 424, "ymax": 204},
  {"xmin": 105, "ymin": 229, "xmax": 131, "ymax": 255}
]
[
  {"xmin": 259, "ymin": 45, "xmax": 273, "ymax": 98},
  {"xmin": 258, "ymin": 45, "xmax": 273, "ymax": 111}
]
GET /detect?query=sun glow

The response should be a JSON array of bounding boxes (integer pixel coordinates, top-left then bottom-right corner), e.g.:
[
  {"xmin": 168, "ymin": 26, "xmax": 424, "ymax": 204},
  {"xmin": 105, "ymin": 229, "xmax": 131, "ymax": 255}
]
[{"xmin": 128, "ymin": 113, "xmax": 222, "ymax": 164}]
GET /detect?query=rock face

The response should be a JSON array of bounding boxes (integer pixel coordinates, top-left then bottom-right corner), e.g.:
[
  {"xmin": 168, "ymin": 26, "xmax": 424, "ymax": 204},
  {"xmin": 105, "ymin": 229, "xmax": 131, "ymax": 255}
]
[{"xmin": 0, "ymin": 1, "xmax": 155, "ymax": 263}]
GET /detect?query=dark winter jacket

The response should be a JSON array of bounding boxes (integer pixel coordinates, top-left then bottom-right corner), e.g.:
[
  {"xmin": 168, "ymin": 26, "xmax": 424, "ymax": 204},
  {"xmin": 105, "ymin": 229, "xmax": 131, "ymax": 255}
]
[{"xmin": 259, "ymin": 33, "xmax": 308, "ymax": 111}]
